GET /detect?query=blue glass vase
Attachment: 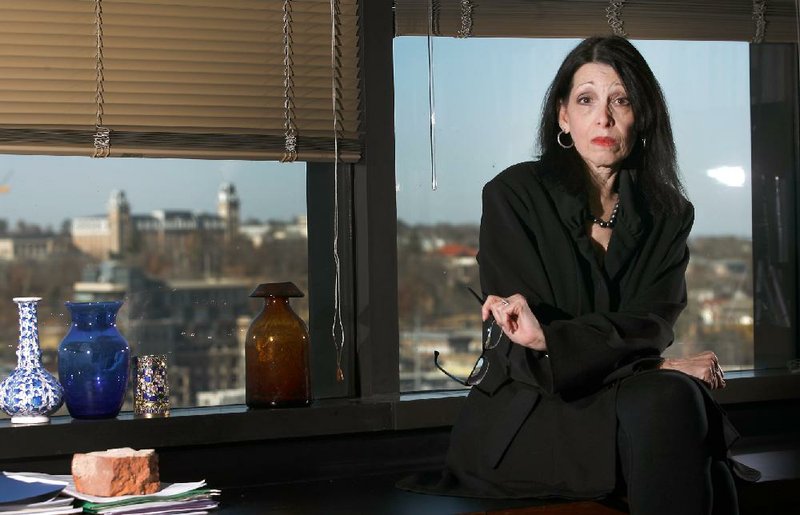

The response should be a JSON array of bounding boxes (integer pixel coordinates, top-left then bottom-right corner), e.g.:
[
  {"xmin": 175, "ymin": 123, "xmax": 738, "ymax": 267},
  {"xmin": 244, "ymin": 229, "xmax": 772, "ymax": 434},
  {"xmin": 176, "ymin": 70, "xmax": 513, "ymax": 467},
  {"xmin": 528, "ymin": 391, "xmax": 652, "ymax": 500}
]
[
  {"xmin": 0, "ymin": 297, "xmax": 64, "ymax": 424},
  {"xmin": 58, "ymin": 301, "xmax": 130, "ymax": 419}
]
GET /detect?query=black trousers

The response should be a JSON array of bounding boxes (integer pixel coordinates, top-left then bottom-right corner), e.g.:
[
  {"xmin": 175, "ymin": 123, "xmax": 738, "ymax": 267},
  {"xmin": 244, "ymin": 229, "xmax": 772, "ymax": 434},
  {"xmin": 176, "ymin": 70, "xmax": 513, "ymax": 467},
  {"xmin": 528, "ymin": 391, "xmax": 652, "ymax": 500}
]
[{"xmin": 616, "ymin": 370, "xmax": 739, "ymax": 515}]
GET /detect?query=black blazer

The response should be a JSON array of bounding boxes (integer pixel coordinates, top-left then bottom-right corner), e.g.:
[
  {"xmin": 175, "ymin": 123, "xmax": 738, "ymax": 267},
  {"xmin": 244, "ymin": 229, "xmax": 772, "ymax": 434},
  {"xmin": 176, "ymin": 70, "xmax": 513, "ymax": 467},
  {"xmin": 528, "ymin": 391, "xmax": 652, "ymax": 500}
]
[{"xmin": 420, "ymin": 161, "xmax": 749, "ymax": 499}]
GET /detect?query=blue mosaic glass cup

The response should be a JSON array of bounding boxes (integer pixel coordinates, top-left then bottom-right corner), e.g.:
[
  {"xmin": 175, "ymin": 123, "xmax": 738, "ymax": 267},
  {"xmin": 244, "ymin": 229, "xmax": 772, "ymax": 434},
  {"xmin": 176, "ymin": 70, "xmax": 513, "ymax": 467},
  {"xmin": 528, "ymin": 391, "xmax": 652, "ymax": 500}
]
[
  {"xmin": 58, "ymin": 301, "xmax": 130, "ymax": 419},
  {"xmin": 134, "ymin": 354, "xmax": 170, "ymax": 417}
]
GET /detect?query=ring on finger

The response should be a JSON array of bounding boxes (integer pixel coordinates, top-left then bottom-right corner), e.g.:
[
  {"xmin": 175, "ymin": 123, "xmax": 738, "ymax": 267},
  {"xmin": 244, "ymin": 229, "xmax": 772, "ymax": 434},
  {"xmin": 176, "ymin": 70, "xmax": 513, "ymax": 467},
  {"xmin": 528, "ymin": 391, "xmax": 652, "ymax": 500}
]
[{"xmin": 500, "ymin": 298, "xmax": 510, "ymax": 306}]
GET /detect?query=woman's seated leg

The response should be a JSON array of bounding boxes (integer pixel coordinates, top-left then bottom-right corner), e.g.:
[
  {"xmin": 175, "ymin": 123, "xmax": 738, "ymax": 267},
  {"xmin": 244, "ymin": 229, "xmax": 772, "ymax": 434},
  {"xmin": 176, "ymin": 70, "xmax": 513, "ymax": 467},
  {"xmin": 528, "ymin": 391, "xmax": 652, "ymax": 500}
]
[
  {"xmin": 616, "ymin": 370, "xmax": 737, "ymax": 515},
  {"xmin": 710, "ymin": 459, "xmax": 738, "ymax": 515}
]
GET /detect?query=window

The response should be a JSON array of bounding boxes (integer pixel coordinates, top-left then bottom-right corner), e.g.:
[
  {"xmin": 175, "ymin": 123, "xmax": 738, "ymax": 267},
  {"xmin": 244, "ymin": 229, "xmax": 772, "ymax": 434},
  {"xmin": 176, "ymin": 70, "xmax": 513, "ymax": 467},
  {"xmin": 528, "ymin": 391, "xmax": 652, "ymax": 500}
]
[
  {"xmin": 0, "ymin": 1, "xmax": 795, "ymax": 467},
  {"xmin": 0, "ymin": 155, "xmax": 307, "ymax": 413},
  {"xmin": 0, "ymin": 0, "xmax": 363, "ymax": 415},
  {"xmin": 394, "ymin": 37, "xmax": 759, "ymax": 391}
]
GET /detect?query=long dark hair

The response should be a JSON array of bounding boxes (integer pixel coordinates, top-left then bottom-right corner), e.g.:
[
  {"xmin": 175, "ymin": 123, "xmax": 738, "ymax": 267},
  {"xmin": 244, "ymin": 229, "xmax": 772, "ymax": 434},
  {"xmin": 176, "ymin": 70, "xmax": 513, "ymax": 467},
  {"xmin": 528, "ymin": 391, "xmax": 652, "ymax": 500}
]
[{"xmin": 538, "ymin": 36, "xmax": 687, "ymax": 215}]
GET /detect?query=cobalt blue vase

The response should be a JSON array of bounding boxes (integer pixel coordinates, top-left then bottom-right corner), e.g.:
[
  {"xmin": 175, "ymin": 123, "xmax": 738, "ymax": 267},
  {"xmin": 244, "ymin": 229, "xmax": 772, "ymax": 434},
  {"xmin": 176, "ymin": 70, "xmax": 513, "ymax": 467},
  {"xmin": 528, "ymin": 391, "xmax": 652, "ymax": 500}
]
[
  {"xmin": 0, "ymin": 297, "xmax": 64, "ymax": 424},
  {"xmin": 58, "ymin": 301, "xmax": 130, "ymax": 419}
]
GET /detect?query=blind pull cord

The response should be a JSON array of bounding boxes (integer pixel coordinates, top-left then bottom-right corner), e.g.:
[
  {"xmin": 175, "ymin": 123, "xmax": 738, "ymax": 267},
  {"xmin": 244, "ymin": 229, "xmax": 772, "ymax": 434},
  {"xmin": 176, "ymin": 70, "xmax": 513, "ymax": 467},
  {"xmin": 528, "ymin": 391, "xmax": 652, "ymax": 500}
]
[
  {"xmin": 427, "ymin": 0, "xmax": 438, "ymax": 191},
  {"xmin": 281, "ymin": 0, "xmax": 298, "ymax": 163},
  {"xmin": 93, "ymin": 0, "xmax": 110, "ymax": 158},
  {"xmin": 752, "ymin": 0, "xmax": 767, "ymax": 43},
  {"xmin": 331, "ymin": 0, "xmax": 346, "ymax": 382},
  {"xmin": 457, "ymin": 0, "xmax": 474, "ymax": 39}
]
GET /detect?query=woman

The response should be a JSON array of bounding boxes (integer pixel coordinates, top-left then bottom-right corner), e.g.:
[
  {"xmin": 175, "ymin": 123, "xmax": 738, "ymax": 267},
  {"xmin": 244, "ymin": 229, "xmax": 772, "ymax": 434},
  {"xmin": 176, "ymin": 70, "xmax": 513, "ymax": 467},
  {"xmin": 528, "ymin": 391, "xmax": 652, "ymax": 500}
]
[{"xmin": 403, "ymin": 36, "xmax": 758, "ymax": 514}]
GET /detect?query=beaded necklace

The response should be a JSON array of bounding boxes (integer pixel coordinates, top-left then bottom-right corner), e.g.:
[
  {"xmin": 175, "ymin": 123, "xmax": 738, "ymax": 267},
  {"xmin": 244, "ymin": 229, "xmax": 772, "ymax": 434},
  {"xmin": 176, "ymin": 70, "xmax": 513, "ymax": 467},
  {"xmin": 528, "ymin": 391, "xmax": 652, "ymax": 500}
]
[{"xmin": 589, "ymin": 202, "xmax": 620, "ymax": 229}]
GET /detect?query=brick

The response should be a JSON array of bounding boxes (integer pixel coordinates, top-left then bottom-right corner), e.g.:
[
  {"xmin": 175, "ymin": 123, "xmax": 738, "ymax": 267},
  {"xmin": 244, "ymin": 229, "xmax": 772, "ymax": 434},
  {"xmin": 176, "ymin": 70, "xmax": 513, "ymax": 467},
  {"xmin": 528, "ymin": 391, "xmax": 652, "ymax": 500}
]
[{"xmin": 72, "ymin": 448, "xmax": 160, "ymax": 497}]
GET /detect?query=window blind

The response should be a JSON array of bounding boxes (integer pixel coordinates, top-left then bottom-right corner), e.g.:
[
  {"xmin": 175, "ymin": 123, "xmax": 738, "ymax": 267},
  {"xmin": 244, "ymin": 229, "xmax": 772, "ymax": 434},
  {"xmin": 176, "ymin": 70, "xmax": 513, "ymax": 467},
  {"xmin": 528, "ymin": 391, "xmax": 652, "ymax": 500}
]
[
  {"xmin": 0, "ymin": 0, "xmax": 362, "ymax": 162},
  {"xmin": 395, "ymin": 0, "xmax": 799, "ymax": 42}
]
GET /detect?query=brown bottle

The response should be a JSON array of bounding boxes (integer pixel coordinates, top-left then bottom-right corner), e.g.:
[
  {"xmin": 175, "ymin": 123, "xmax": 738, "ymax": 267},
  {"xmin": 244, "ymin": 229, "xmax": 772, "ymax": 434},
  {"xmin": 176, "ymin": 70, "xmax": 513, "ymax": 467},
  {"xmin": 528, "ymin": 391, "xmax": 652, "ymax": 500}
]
[{"xmin": 245, "ymin": 282, "xmax": 311, "ymax": 408}]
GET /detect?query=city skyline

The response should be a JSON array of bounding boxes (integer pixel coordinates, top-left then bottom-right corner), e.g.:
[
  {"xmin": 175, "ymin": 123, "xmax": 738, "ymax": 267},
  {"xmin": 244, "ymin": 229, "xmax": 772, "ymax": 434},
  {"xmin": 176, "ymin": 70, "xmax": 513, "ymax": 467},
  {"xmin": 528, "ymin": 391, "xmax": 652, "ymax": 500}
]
[{"xmin": 0, "ymin": 156, "xmax": 307, "ymax": 229}]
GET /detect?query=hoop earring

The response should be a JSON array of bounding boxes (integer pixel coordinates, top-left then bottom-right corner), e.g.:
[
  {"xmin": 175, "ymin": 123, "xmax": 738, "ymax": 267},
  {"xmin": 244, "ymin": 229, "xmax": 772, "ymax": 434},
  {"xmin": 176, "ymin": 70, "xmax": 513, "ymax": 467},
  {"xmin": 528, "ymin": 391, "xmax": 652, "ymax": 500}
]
[{"xmin": 557, "ymin": 130, "xmax": 574, "ymax": 149}]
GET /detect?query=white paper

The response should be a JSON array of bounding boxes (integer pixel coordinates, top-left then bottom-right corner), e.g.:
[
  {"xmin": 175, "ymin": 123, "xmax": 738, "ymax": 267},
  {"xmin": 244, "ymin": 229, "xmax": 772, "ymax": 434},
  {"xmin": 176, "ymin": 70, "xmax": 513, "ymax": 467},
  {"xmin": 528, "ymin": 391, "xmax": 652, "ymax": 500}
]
[
  {"xmin": 4, "ymin": 474, "xmax": 206, "ymax": 503},
  {"xmin": 0, "ymin": 508, "xmax": 81, "ymax": 515},
  {"xmin": 0, "ymin": 494, "xmax": 81, "ymax": 515},
  {"xmin": 0, "ymin": 497, "xmax": 74, "ymax": 512},
  {"xmin": 94, "ymin": 498, "xmax": 219, "ymax": 514}
]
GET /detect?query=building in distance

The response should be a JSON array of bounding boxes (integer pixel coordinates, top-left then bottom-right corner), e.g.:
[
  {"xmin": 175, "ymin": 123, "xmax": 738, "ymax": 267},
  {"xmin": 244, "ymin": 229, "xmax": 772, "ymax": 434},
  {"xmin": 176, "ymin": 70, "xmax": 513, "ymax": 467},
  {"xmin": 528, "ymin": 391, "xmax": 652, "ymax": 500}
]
[{"xmin": 71, "ymin": 184, "xmax": 241, "ymax": 260}]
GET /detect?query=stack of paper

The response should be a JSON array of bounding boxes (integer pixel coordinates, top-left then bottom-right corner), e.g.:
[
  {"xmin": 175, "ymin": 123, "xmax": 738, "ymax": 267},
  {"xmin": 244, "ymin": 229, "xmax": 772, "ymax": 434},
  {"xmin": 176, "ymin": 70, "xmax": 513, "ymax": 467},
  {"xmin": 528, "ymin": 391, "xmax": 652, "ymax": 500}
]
[
  {"xmin": 5, "ymin": 473, "xmax": 219, "ymax": 514},
  {"xmin": 0, "ymin": 496, "xmax": 80, "ymax": 515},
  {"xmin": 0, "ymin": 474, "xmax": 80, "ymax": 514},
  {"xmin": 72, "ymin": 483, "xmax": 219, "ymax": 514}
]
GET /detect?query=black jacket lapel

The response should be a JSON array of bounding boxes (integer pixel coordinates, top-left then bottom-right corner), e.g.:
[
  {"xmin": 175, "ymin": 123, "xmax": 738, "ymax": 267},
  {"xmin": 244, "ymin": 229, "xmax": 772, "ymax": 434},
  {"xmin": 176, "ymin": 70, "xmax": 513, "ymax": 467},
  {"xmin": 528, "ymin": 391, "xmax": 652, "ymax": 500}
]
[
  {"xmin": 535, "ymin": 166, "xmax": 589, "ymax": 314},
  {"xmin": 605, "ymin": 169, "xmax": 645, "ymax": 281}
]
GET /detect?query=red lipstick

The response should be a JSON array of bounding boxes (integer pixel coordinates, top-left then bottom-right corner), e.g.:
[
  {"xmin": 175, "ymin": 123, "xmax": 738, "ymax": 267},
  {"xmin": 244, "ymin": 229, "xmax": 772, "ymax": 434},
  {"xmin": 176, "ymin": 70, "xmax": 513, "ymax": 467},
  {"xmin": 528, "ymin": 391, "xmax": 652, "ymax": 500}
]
[{"xmin": 591, "ymin": 137, "xmax": 616, "ymax": 147}]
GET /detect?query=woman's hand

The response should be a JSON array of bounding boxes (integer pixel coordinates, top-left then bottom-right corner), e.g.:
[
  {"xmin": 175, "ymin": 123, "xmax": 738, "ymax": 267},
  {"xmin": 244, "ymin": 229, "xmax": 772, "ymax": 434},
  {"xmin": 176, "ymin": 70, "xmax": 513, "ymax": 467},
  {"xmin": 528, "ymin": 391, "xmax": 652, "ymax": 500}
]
[
  {"xmin": 659, "ymin": 351, "xmax": 726, "ymax": 389},
  {"xmin": 482, "ymin": 294, "xmax": 547, "ymax": 352}
]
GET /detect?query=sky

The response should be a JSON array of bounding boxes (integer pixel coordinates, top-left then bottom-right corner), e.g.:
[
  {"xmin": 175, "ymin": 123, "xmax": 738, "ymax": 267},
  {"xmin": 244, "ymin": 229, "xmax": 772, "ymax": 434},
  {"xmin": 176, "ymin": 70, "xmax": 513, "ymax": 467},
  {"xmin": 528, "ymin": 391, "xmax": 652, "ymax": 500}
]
[
  {"xmin": 394, "ymin": 37, "xmax": 753, "ymax": 237},
  {"xmin": 0, "ymin": 38, "xmax": 751, "ymax": 238},
  {"xmin": 0, "ymin": 156, "xmax": 306, "ymax": 230}
]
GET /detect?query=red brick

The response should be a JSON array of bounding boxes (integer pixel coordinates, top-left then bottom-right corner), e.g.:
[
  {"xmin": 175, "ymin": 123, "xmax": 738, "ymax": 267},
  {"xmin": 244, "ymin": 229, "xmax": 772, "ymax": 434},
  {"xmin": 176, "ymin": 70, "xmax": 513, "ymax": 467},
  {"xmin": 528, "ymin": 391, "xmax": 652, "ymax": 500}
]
[{"xmin": 72, "ymin": 448, "xmax": 160, "ymax": 497}]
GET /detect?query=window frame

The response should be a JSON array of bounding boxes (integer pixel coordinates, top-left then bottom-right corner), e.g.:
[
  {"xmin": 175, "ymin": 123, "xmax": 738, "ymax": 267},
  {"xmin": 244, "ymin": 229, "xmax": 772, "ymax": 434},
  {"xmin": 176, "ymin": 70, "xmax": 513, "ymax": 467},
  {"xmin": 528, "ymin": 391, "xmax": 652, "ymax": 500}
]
[
  {"xmin": 389, "ymin": 38, "xmax": 800, "ymax": 393},
  {"xmin": 750, "ymin": 42, "xmax": 800, "ymax": 368},
  {"xmin": 0, "ymin": 0, "xmax": 799, "ymax": 466}
]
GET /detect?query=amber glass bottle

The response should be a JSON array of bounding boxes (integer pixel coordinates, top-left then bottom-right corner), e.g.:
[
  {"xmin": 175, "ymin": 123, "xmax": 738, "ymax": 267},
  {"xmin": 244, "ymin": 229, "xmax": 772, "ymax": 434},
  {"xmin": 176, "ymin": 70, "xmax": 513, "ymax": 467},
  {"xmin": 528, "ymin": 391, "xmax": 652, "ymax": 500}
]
[{"xmin": 245, "ymin": 282, "xmax": 311, "ymax": 408}]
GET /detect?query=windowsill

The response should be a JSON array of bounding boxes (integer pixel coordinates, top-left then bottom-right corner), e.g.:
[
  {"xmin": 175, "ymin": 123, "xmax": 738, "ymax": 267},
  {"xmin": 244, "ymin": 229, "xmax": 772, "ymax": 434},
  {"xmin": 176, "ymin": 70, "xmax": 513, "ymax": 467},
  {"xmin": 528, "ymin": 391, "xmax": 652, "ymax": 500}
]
[
  {"xmin": 0, "ymin": 369, "xmax": 797, "ymax": 463},
  {"xmin": 711, "ymin": 368, "xmax": 800, "ymax": 404}
]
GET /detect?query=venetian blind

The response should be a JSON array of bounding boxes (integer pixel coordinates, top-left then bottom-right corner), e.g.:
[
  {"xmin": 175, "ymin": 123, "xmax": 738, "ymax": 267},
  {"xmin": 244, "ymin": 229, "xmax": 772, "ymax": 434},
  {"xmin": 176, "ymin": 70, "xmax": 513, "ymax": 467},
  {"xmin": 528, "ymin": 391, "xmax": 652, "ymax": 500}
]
[
  {"xmin": 395, "ymin": 0, "xmax": 799, "ymax": 42},
  {"xmin": 0, "ymin": 0, "xmax": 362, "ymax": 162}
]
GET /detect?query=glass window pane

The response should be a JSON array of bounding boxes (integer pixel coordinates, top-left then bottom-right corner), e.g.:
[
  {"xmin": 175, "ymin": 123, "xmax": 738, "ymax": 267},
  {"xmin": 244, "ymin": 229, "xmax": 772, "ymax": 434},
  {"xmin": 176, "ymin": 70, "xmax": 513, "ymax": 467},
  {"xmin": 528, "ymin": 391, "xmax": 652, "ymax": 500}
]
[
  {"xmin": 394, "ymin": 37, "xmax": 753, "ymax": 392},
  {"xmin": 0, "ymin": 156, "xmax": 307, "ymax": 414}
]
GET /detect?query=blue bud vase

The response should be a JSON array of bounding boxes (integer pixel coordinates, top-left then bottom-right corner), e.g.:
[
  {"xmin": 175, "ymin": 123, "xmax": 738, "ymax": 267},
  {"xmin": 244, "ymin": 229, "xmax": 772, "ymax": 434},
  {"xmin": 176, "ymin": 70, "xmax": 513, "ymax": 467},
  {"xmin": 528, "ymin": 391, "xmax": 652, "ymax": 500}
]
[
  {"xmin": 58, "ymin": 301, "xmax": 130, "ymax": 419},
  {"xmin": 0, "ymin": 297, "xmax": 64, "ymax": 424}
]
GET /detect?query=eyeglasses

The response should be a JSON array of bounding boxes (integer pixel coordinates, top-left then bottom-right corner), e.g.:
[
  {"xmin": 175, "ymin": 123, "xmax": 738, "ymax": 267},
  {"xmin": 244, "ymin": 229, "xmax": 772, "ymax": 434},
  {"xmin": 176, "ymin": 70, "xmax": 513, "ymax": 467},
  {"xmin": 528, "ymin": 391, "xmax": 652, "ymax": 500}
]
[{"xmin": 434, "ymin": 317, "xmax": 503, "ymax": 386}]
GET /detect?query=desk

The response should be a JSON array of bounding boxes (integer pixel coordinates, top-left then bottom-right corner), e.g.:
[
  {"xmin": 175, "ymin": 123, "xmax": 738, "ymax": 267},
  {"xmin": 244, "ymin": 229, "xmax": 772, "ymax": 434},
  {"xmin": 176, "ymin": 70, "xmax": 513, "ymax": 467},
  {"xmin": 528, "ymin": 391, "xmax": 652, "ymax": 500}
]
[{"xmin": 214, "ymin": 472, "xmax": 627, "ymax": 515}]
